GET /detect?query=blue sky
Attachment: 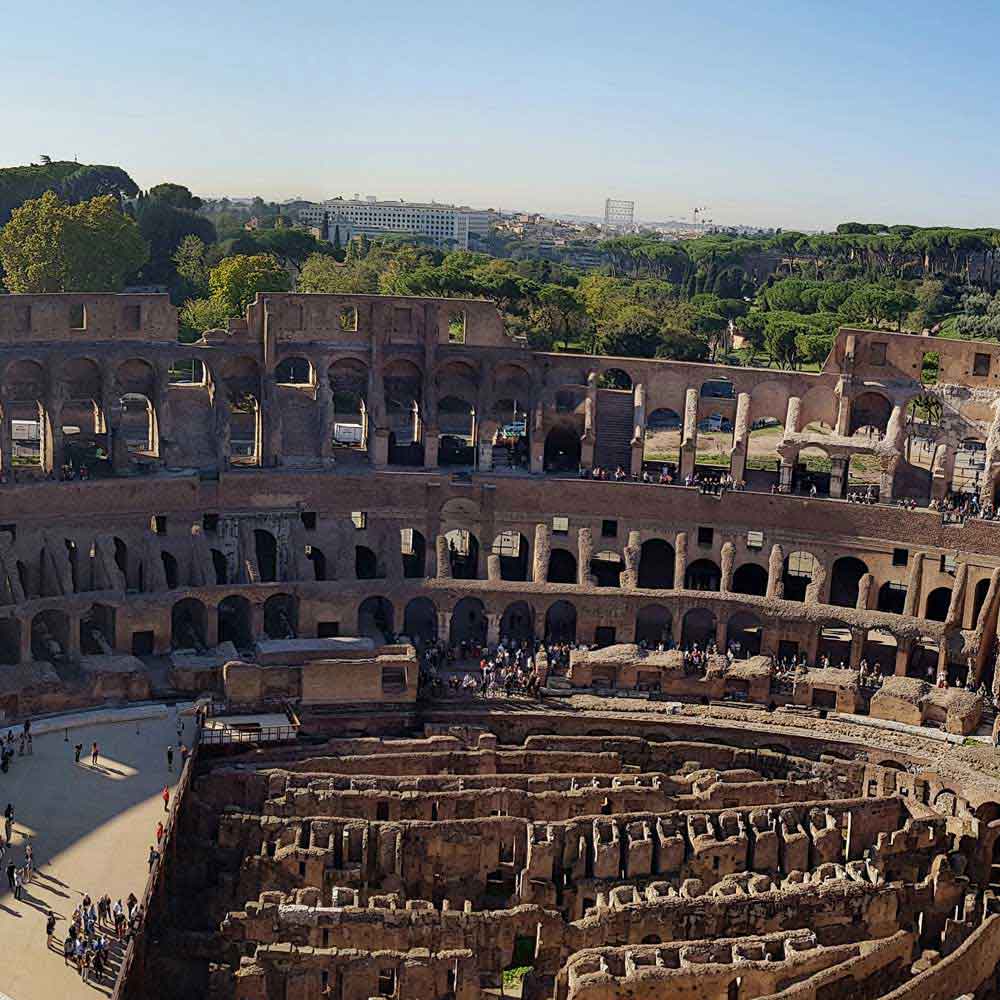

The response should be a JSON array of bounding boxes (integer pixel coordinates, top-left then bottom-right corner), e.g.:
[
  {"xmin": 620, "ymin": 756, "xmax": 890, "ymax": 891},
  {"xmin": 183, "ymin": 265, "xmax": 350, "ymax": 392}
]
[{"xmin": 3, "ymin": 0, "xmax": 998, "ymax": 230}]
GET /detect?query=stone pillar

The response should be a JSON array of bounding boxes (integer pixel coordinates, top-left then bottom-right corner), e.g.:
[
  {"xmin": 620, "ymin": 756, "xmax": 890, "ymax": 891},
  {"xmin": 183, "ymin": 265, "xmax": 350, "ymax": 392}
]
[
  {"xmin": 423, "ymin": 430, "xmax": 440, "ymax": 470},
  {"xmin": 532, "ymin": 523, "xmax": 550, "ymax": 584},
  {"xmin": 674, "ymin": 532, "xmax": 688, "ymax": 589},
  {"xmin": 766, "ymin": 544, "xmax": 784, "ymax": 599},
  {"xmin": 317, "ymin": 379, "xmax": 335, "ymax": 465},
  {"xmin": 856, "ymin": 573, "xmax": 873, "ymax": 611},
  {"xmin": 849, "ymin": 628, "xmax": 865, "ymax": 669},
  {"xmin": 577, "ymin": 527, "xmax": 593, "ymax": 586},
  {"xmin": 715, "ymin": 617, "xmax": 728, "ymax": 652},
  {"xmin": 779, "ymin": 455, "xmax": 796, "ymax": 491},
  {"xmin": 18, "ymin": 615, "xmax": 32, "ymax": 663},
  {"xmin": 486, "ymin": 613, "xmax": 500, "ymax": 645},
  {"xmin": 804, "ymin": 559, "xmax": 827, "ymax": 604},
  {"xmin": 530, "ymin": 403, "xmax": 545, "ymax": 474},
  {"xmin": 720, "ymin": 541, "xmax": 735, "ymax": 593},
  {"xmin": 835, "ymin": 377, "xmax": 852, "ymax": 436},
  {"xmin": 679, "ymin": 388, "xmax": 698, "ymax": 479},
  {"xmin": 829, "ymin": 457, "xmax": 848, "ymax": 499},
  {"xmin": 631, "ymin": 383, "xmax": 645, "ymax": 477},
  {"xmin": 0, "ymin": 405, "xmax": 12, "ymax": 481},
  {"xmin": 205, "ymin": 611, "xmax": 219, "ymax": 649},
  {"xmin": 894, "ymin": 637, "xmax": 913, "ymax": 676},
  {"xmin": 487, "ymin": 553, "xmax": 501, "ymax": 581},
  {"xmin": 946, "ymin": 561, "xmax": 968, "ymax": 627},
  {"xmin": 784, "ymin": 396, "xmax": 802, "ymax": 436},
  {"xmin": 804, "ymin": 628, "xmax": 820, "ymax": 665},
  {"xmin": 622, "ymin": 530, "xmax": 640, "ymax": 590},
  {"xmin": 581, "ymin": 373, "xmax": 597, "ymax": 471},
  {"xmin": 931, "ymin": 444, "xmax": 955, "ymax": 502},
  {"xmin": 44, "ymin": 393, "xmax": 64, "ymax": 476},
  {"xmin": 435, "ymin": 536, "xmax": 452, "ymax": 579},
  {"xmin": 730, "ymin": 392, "xmax": 751, "ymax": 483},
  {"xmin": 903, "ymin": 554, "xmax": 923, "ymax": 616}
]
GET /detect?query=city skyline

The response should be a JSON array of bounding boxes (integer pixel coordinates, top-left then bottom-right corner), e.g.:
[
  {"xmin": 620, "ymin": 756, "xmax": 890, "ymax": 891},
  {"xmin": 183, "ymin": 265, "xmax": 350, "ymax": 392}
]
[{"xmin": 5, "ymin": 0, "xmax": 1000, "ymax": 231}]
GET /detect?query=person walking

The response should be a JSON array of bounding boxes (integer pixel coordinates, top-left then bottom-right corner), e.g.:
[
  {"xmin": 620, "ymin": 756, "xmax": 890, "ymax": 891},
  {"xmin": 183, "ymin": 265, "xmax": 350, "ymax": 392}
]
[
  {"xmin": 3, "ymin": 802, "xmax": 12, "ymax": 843},
  {"xmin": 166, "ymin": 745, "xmax": 174, "ymax": 771},
  {"xmin": 91, "ymin": 741, "xmax": 99, "ymax": 766},
  {"xmin": 176, "ymin": 717, "xmax": 184, "ymax": 743},
  {"xmin": 46, "ymin": 910, "xmax": 57, "ymax": 946},
  {"xmin": 162, "ymin": 785, "xmax": 170, "ymax": 812},
  {"xmin": 24, "ymin": 841, "xmax": 33, "ymax": 883},
  {"xmin": 26, "ymin": 733, "xmax": 33, "ymax": 755},
  {"xmin": 74, "ymin": 743, "xmax": 83, "ymax": 764},
  {"xmin": 13, "ymin": 865, "xmax": 23, "ymax": 900},
  {"xmin": 155, "ymin": 820, "xmax": 164, "ymax": 846},
  {"xmin": 5, "ymin": 859, "xmax": 15, "ymax": 891},
  {"xmin": 148, "ymin": 844, "xmax": 160, "ymax": 871}
]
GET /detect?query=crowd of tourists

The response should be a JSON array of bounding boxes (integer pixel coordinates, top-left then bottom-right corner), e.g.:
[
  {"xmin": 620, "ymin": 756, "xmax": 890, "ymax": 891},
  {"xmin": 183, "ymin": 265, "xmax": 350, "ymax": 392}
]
[
  {"xmin": 57, "ymin": 890, "xmax": 144, "ymax": 983},
  {"xmin": 418, "ymin": 637, "xmax": 555, "ymax": 698},
  {"xmin": 578, "ymin": 465, "xmax": 747, "ymax": 494}
]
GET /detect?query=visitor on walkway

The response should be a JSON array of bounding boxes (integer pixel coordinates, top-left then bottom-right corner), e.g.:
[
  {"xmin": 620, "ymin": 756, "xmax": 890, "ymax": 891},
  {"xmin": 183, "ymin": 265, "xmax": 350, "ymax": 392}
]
[
  {"xmin": 166, "ymin": 745, "xmax": 174, "ymax": 771},
  {"xmin": 148, "ymin": 845, "xmax": 160, "ymax": 871},
  {"xmin": 46, "ymin": 910, "xmax": 57, "ymax": 945},
  {"xmin": 91, "ymin": 741, "xmax": 99, "ymax": 766},
  {"xmin": 162, "ymin": 786, "xmax": 170, "ymax": 812},
  {"xmin": 74, "ymin": 743, "xmax": 83, "ymax": 764},
  {"xmin": 156, "ymin": 820, "xmax": 164, "ymax": 846}
]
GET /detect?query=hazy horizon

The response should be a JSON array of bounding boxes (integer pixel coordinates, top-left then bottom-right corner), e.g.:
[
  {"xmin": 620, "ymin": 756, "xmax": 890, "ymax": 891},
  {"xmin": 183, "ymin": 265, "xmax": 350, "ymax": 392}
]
[{"xmin": 6, "ymin": 0, "xmax": 1000, "ymax": 232}]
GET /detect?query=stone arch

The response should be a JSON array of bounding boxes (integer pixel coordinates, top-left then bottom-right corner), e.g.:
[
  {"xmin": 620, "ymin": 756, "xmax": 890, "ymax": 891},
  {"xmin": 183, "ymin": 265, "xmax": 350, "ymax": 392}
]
[
  {"xmin": 0, "ymin": 618, "xmax": 20, "ymax": 666},
  {"xmin": 306, "ymin": 544, "xmax": 327, "ymax": 581},
  {"xmin": 877, "ymin": 581, "xmax": 907, "ymax": 615},
  {"xmin": 830, "ymin": 556, "xmax": 869, "ymax": 608},
  {"xmin": 492, "ymin": 531, "xmax": 530, "ymax": 582},
  {"xmin": 732, "ymin": 563, "xmax": 768, "ymax": 596},
  {"xmin": 850, "ymin": 391, "xmax": 892, "ymax": 436},
  {"xmin": 638, "ymin": 538, "xmax": 675, "ymax": 589},
  {"xmin": 547, "ymin": 548, "xmax": 577, "ymax": 584},
  {"xmin": 31, "ymin": 609, "xmax": 70, "ymax": 662},
  {"xmin": 117, "ymin": 392, "xmax": 156, "ymax": 459},
  {"xmin": 685, "ymin": 558, "xmax": 721, "ymax": 592},
  {"xmin": 263, "ymin": 594, "xmax": 298, "ymax": 639},
  {"xmin": 700, "ymin": 378, "xmax": 735, "ymax": 399},
  {"xmin": 218, "ymin": 594, "xmax": 253, "ymax": 648},
  {"xmin": 81, "ymin": 603, "xmax": 115, "ymax": 655},
  {"xmin": 681, "ymin": 607, "xmax": 716, "ymax": 648},
  {"xmin": 635, "ymin": 604, "xmax": 673, "ymax": 646},
  {"xmin": 60, "ymin": 356, "xmax": 106, "ymax": 471},
  {"xmin": 438, "ymin": 394, "xmax": 476, "ymax": 465},
  {"xmin": 726, "ymin": 611, "xmax": 762, "ymax": 655},
  {"xmin": 328, "ymin": 357, "xmax": 369, "ymax": 450},
  {"xmin": 168, "ymin": 357, "xmax": 207, "ymax": 386},
  {"xmin": 782, "ymin": 551, "xmax": 819, "ymax": 602},
  {"xmin": 355, "ymin": 544, "xmax": 379, "ymax": 580},
  {"xmin": 171, "ymin": 597, "xmax": 207, "ymax": 650},
  {"xmin": 544, "ymin": 425, "xmax": 581, "ymax": 472},
  {"xmin": 500, "ymin": 601, "xmax": 535, "ymax": 642},
  {"xmin": 228, "ymin": 388, "xmax": 260, "ymax": 466},
  {"xmin": 211, "ymin": 548, "xmax": 228, "ymax": 585},
  {"xmin": 254, "ymin": 528, "xmax": 278, "ymax": 582},
  {"xmin": 4, "ymin": 359, "xmax": 48, "ymax": 472},
  {"xmin": 383, "ymin": 358, "xmax": 423, "ymax": 463},
  {"xmin": 925, "ymin": 587, "xmax": 952, "ymax": 622},
  {"xmin": 401, "ymin": 528, "xmax": 426, "ymax": 578},
  {"xmin": 598, "ymin": 368, "xmax": 633, "ymax": 390},
  {"xmin": 450, "ymin": 596, "xmax": 487, "ymax": 645},
  {"xmin": 115, "ymin": 356, "xmax": 156, "ymax": 395},
  {"xmin": 160, "ymin": 550, "xmax": 179, "ymax": 590},
  {"xmin": 545, "ymin": 600, "xmax": 577, "ymax": 642},
  {"xmin": 972, "ymin": 577, "xmax": 991, "ymax": 626},
  {"xmin": 403, "ymin": 596, "xmax": 438, "ymax": 646},
  {"xmin": 358, "ymin": 596, "xmax": 394, "ymax": 640},
  {"xmin": 444, "ymin": 528, "xmax": 479, "ymax": 580},
  {"xmin": 274, "ymin": 356, "xmax": 313, "ymax": 385},
  {"xmin": 643, "ymin": 408, "xmax": 682, "ymax": 468},
  {"xmin": 590, "ymin": 550, "xmax": 623, "ymax": 588}
]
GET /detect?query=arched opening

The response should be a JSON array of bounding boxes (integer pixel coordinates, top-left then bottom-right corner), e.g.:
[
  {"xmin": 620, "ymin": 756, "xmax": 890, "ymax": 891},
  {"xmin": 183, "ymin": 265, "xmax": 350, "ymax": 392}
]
[
  {"xmin": 817, "ymin": 623, "xmax": 852, "ymax": 666},
  {"xmin": 830, "ymin": 556, "xmax": 869, "ymax": 608},
  {"xmin": 168, "ymin": 358, "xmax": 206, "ymax": 386},
  {"xmin": 862, "ymin": 629, "xmax": 896, "ymax": 673},
  {"xmin": 0, "ymin": 619, "xmax": 20, "ymax": 666},
  {"xmin": 218, "ymin": 595, "xmax": 253, "ymax": 649},
  {"xmin": 696, "ymin": 406, "xmax": 735, "ymax": 475},
  {"xmin": 358, "ymin": 596, "xmax": 394, "ymax": 641},
  {"xmin": 954, "ymin": 438, "xmax": 986, "ymax": 495},
  {"xmin": 545, "ymin": 600, "xmax": 577, "ymax": 643},
  {"xmin": 732, "ymin": 563, "xmax": 768, "ymax": 596},
  {"xmin": 228, "ymin": 392, "xmax": 260, "ymax": 466},
  {"xmin": 3, "ymin": 360, "xmax": 47, "ymax": 476},
  {"xmin": 161, "ymin": 551, "xmax": 179, "ymax": 590},
  {"xmin": 329, "ymin": 358, "xmax": 369, "ymax": 451},
  {"xmin": 590, "ymin": 550, "xmax": 623, "ymax": 588},
  {"xmin": 491, "ymin": 396, "xmax": 530, "ymax": 470},
  {"xmin": 643, "ymin": 408, "xmax": 681, "ymax": 471},
  {"xmin": 211, "ymin": 548, "xmax": 228, "ymax": 585},
  {"xmin": 263, "ymin": 594, "xmax": 297, "ymax": 639},
  {"xmin": 171, "ymin": 598, "xmax": 207, "ymax": 651},
  {"xmin": 274, "ymin": 357, "xmax": 313, "ymax": 385},
  {"xmin": 972, "ymin": 577, "xmax": 991, "ymax": 626},
  {"xmin": 598, "ymin": 368, "xmax": 633, "ymax": 390},
  {"xmin": 904, "ymin": 394, "xmax": 942, "ymax": 474},
  {"xmin": 113, "ymin": 537, "xmax": 129, "ymax": 581},
  {"xmin": 500, "ymin": 601, "xmax": 535, "ymax": 642},
  {"xmin": 544, "ymin": 425, "xmax": 581, "ymax": 473},
  {"xmin": 877, "ymin": 581, "xmax": 907, "ymax": 615},
  {"xmin": 438, "ymin": 395, "xmax": 476, "ymax": 466},
  {"xmin": 782, "ymin": 551, "xmax": 818, "ymax": 602},
  {"xmin": 685, "ymin": 558, "xmax": 721, "ymax": 592},
  {"xmin": 254, "ymin": 529, "xmax": 277, "ymax": 582},
  {"xmin": 848, "ymin": 451, "xmax": 878, "ymax": 493},
  {"xmin": 117, "ymin": 392, "xmax": 156, "ymax": 460},
  {"xmin": 403, "ymin": 597, "xmax": 437, "ymax": 646},
  {"xmin": 547, "ymin": 548, "xmax": 577, "ymax": 584},
  {"xmin": 850, "ymin": 392, "xmax": 892, "ymax": 437},
  {"xmin": 355, "ymin": 545, "xmax": 379, "ymax": 580},
  {"xmin": 81, "ymin": 603, "xmax": 116, "ymax": 655},
  {"xmin": 306, "ymin": 544, "xmax": 327, "ymax": 581},
  {"xmin": 638, "ymin": 539, "xmax": 675, "ymax": 589},
  {"xmin": 31, "ymin": 609, "xmax": 71, "ymax": 662},
  {"xmin": 450, "ymin": 597, "xmax": 487, "ymax": 645},
  {"xmin": 384, "ymin": 359, "xmax": 423, "ymax": 465},
  {"xmin": 635, "ymin": 605, "xmax": 672, "ymax": 646},
  {"xmin": 700, "ymin": 379, "xmax": 735, "ymax": 399},
  {"xmin": 795, "ymin": 445, "xmax": 831, "ymax": 495},
  {"xmin": 681, "ymin": 608, "xmax": 716, "ymax": 649},
  {"xmin": 400, "ymin": 529, "xmax": 426, "ymax": 578},
  {"xmin": 925, "ymin": 587, "xmax": 951, "ymax": 622},
  {"xmin": 726, "ymin": 612, "xmax": 762, "ymax": 656},
  {"xmin": 445, "ymin": 529, "xmax": 479, "ymax": 580},
  {"xmin": 492, "ymin": 531, "xmax": 529, "ymax": 581},
  {"xmin": 61, "ymin": 357, "xmax": 107, "ymax": 476}
]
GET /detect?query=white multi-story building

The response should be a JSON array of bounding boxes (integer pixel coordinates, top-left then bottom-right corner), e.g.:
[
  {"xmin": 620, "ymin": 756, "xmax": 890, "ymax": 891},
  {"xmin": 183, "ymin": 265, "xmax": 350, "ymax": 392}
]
[{"xmin": 298, "ymin": 197, "xmax": 497, "ymax": 250}]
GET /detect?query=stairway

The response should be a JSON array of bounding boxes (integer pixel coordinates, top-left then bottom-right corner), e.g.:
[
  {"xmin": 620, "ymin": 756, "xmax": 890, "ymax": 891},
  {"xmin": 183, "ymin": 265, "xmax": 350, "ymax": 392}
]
[{"xmin": 594, "ymin": 389, "xmax": 634, "ymax": 471}]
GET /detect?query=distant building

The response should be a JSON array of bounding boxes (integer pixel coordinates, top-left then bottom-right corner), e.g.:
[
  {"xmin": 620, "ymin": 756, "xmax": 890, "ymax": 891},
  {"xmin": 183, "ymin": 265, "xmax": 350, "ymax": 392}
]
[
  {"xmin": 603, "ymin": 198, "xmax": 636, "ymax": 233},
  {"xmin": 298, "ymin": 197, "xmax": 498, "ymax": 250}
]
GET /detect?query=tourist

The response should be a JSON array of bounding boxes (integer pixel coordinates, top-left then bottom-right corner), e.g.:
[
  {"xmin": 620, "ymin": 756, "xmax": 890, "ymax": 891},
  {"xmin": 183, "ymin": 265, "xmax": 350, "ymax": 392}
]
[
  {"xmin": 74, "ymin": 742, "xmax": 83, "ymax": 764},
  {"xmin": 13, "ymin": 864, "xmax": 23, "ymax": 900},
  {"xmin": 91, "ymin": 741, "xmax": 99, "ymax": 766},
  {"xmin": 166, "ymin": 745, "xmax": 174, "ymax": 771},
  {"xmin": 24, "ymin": 841, "xmax": 33, "ymax": 883},
  {"xmin": 162, "ymin": 786, "xmax": 171, "ymax": 812},
  {"xmin": 46, "ymin": 910, "xmax": 57, "ymax": 946},
  {"xmin": 156, "ymin": 820, "xmax": 164, "ymax": 846},
  {"xmin": 148, "ymin": 844, "xmax": 160, "ymax": 871},
  {"xmin": 6, "ymin": 858, "xmax": 15, "ymax": 891}
]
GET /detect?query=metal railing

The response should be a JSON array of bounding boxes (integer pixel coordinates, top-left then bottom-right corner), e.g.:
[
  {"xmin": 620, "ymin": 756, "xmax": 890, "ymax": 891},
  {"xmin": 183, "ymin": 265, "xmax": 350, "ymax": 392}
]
[{"xmin": 199, "ymin": 724, "xmax": 298, "ymax": 745}]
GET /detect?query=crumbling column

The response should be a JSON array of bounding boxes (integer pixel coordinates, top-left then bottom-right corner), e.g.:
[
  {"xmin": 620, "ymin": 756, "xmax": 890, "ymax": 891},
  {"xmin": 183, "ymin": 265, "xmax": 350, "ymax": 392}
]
[
  {"xmin": 903, "ymin": 554, "xmax": 923, "ymax": 616},
  {"xmin": 766, "ymin": 544, "xmax": 784, "ymax": 599},
  {"xmin": 784, "ymin": 396, "xmax": 802, "ymax": 437},
  {"xmin": 487, "ymin": 552, "xmax": 501, "ymax": 581},
  {"xmin": 930, "ymin": 444, "xmax": 955, "ymax": 502},
  {"xmin": 715, "ymin": 617, "xmax": 728, "ymax": 652},
  {"xmin": 435, "ymin": 535, "xmax": 452, "ymax": 579},
  {"xmin": 530, "ymin": 402, "xmax": 545, "ymax": 474},
  {"xmin": 679, "ymin": 387, "xmax": 698, "ymax": 479},
  {"xmin": 486, "ymin": 613, "xmax": 500, "ymax": 645},
  {"xmin": 829, "ymin": 457, "xmax": 848, "ymax": 499},
  {"xmin": 835, "ymin": 375, "xmax": 852, "ymax": 436},
  {"xmin": 849, "ymin": 627, "xmax": 865, "ymax": 669},
  {"xmin": 945, "ymin": 561, "xmax": 968, "ymax": 627},
  {"xmin": 622, "ymin": 530, "xmax": 640, "ymax": 589},
  {"xmin": 894, "ymin": 637, "xmax": 913, "ymax": 676},
  {"xmin": 581, "ymin": 373, "xmax": 597, "ymax": 469},
  {"xmin": 18, "ymin": 615, "xmax": 31, "ymax": 664},
  {"xmin": 804, "ymin": 560, "xmax": 827, "ymax": 604},
  {"xmin": 577, "ymin": 527, "xmax": 593, "ymax": 586},
  {"xmin": 437, "ymin": 610, "xmax": 452, "ymax": 642},
  {"xmin": 720, "ymin": 541, "xmax": 735, "ymax": 593},
  {"xmin": 532, "ymin": 523, "xmax": 550, "ymax": 584},
  {"xmin": 674, "ymin": 531, "xmax": 688, "ymax": 589},
  {"xmin": 631, "ymin": 383, "xmax": 645, "ymax": 477},
  {"xmin": 729, "ymin": 392, "xmax": 751, "ymax": 483},
  {"xmin": 856, "ymin": 573, "xmax": 874, "ymax": 611}
]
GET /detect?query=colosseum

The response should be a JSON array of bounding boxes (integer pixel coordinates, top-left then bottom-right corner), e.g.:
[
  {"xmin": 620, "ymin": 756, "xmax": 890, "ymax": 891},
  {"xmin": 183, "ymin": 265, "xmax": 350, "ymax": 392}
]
[{"xmin": 4, "ymin": 291, "xmax": 1000, "ymax": 999}]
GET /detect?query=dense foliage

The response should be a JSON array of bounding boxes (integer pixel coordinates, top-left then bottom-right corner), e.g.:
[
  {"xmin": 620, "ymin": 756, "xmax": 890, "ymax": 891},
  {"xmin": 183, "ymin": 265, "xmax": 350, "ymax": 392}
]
[{"xmin": 0, "ymin": 160, "xmax": 138, "ymax": 226}]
